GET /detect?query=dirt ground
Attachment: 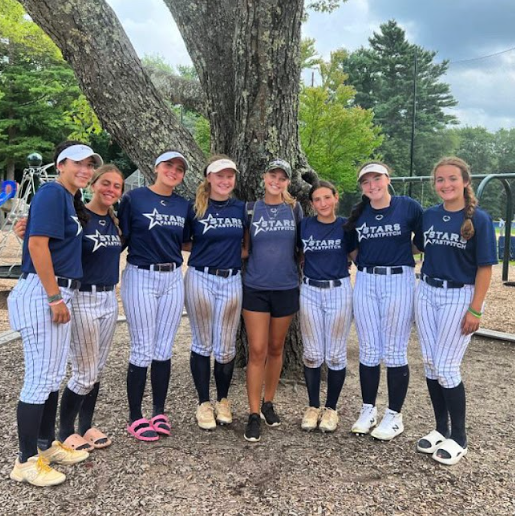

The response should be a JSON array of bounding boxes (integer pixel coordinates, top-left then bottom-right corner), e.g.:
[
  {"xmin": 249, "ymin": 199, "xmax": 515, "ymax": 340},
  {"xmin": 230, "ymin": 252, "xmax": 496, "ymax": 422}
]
[{"xmin": 0, "ymin": 239, "xmax": 514, "ymax": 514}]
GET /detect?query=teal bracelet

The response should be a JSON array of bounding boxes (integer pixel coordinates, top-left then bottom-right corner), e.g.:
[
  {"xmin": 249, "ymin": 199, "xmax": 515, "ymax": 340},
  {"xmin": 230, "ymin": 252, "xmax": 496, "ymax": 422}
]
[
  {"xmin": 47, "ymin": 293, "xmax": 63, "ymax": 304},
  {"xmin": 467, "ymin": 307, "xmax": 482, "ymax": 318}
]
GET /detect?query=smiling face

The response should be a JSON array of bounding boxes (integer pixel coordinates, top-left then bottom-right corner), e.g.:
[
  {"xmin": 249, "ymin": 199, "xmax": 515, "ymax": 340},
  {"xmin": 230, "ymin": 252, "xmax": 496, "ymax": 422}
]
[
  {"xmin": 433, "ymin": 164, "xmax": 467, "ymax": 207},
  {"xmin": 91, "ymin": 171, "xmax": 124, "ymax": 209},
  {"xmin": 154, "ymin": 157, "xmax": 185, "ymax": 190},
  {"xmin": 311, "ymin": 186, "xmax": 338, "ymax": 221},
  {"xmin": 359, "ymin": 172, "xmax": 391, "ymax": 203},
  {"xmin": 207, "ymin": 168, "xmax": 236, "ymax": 200},
  {"xmin": 57, "ymin": 157, "xmax": 96, "ymax": 193},
  {"xmin": 263, "ymin": 169, "xmax": 289, "ymax": 198}
]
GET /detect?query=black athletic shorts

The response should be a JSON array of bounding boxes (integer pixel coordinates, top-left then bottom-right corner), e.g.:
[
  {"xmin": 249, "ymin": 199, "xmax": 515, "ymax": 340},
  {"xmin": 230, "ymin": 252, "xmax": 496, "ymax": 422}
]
[{"xmin": 242, "ymin": 285, "xmax": 300, "ymax": 318}]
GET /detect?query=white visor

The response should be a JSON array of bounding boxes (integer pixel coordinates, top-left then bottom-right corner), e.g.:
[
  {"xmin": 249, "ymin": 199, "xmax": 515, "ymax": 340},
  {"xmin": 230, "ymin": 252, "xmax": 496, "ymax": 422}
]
[
  {"xmin": 56, "ymin": 145, "xmax": 103, "ymax": 167},
  {"xmin": 358, "ymin": 163, "xmax": 389, "ymax": 180},
  {"xmin": 155, "ymin": 151, "xmax": 189, "ymax": 171},
  {"xmin": 206, "ymin": 159, "xmax": 238, "ymax": 176}
]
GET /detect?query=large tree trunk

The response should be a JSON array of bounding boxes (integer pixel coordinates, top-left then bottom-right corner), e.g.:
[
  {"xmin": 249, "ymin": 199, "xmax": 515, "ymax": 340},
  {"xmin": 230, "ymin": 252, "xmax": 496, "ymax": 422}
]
[{"xmin": 22, "ymin": 0, "xmax": 314, "ymax": 375}]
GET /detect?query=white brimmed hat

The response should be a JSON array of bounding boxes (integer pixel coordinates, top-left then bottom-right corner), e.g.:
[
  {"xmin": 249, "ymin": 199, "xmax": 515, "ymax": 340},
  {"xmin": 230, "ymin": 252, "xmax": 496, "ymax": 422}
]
[
  {"xmin": 358, "ymin": 163, "xmax": 389, "ymax": 181},
  {"xmin": 205, "ymin": 158, "xmax": 238, "ymax": 176},
  {"xmin": 155, "ymin": 151, "xmax": 189, "ymax": 171},
  {"xmin": 56, "ymin": 145, "xmax": 103, "ymax": 168}
]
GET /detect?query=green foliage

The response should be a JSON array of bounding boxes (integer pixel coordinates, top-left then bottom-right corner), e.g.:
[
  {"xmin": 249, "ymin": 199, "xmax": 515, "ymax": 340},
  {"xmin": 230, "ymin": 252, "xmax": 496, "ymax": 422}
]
[
  {"xmin": 141, "ymin": 53, "xmax": 175, "ymax": 74},
  {"xmin": 300, "ymin": 38, "xmax": 323, "ymax": 71},
  {"xmin": 307, "ymin": 0, "xmax": 346, "ymax": 13}
]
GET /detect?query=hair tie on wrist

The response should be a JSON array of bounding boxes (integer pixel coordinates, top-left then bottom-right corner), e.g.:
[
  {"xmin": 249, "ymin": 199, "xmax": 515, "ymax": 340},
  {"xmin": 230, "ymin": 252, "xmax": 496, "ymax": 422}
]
[{"xmin": 467, "ymin": 307, "xmax": 482, "ymax": 318}]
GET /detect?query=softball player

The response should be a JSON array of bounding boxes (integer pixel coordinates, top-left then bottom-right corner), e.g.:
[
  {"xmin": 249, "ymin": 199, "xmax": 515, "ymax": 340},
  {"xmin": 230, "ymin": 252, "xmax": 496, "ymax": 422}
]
[
  {"xmin": 242, "ymin": 159, "xmax": 303, "ymax": 443},
  {"xmin": 415, "ymin": 157, "xmax": 496, "ymax": 465},
  {"xmin": 8, "ymin": 141, "xmax": 102, "ymax": 486},
  {"xmin": 57, "ymin": 165, "xmax": 124, "ymax": 451},
  {"xmin": 299, "ymin": 181, "xmax": 356, "ymax": 433},
  {"xmin": 345, "ymin": 162, "xmax": 423, "ymax": 441},
  {"xmin": 118, "ymin": 150, "xmax": 190, "ymax": 442},
  {"xmin": 184, "ymin": 156, "xmax": 246, "ymax": 430}
]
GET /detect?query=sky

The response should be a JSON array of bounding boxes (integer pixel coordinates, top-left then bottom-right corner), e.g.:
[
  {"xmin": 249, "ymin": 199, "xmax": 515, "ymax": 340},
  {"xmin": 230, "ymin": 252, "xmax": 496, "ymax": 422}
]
[{"xmin": 107, "ymin": 0, "xmax": 515, "ymax": 132}]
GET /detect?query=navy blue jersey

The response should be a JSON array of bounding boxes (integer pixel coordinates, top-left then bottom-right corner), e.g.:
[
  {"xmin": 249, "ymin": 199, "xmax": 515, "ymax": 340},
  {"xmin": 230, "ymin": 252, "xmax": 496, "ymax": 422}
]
[
  {"xmin": 81, "ymin": 209, "xmax": 122, "ymax": 285},
  {"xmin": 22, "ymin": 182, "xmax": 83, "ymax": 279},
  {"xmin": 117, "ymin": 187, "xmax": 190, "ymax": 266},
  {"xmin": 421, "ymin": 204, "xmax": 497, "ymax": 285},
  {"xmin": 299, "ymin": 216, "xmax": 357, "ymax": 280},
  {"xmin": 244, "ymin": 200, "xmax": 303, "ymax": 290},
  {"xmin": 187, "ymin": 199, "xmax": 246, "ymax": 270},
  {"xmin": 355, "ymin": 196, "xmax": 423, "ymax": 268}
]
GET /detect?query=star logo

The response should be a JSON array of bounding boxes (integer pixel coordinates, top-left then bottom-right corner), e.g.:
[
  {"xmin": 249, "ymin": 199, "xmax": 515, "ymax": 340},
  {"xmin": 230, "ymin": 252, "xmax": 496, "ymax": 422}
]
[
  {"xmin": 302, "ymin": 235, "xmax": 316, "ymax": 252},
  {"xmin": 143, "ymin": 208, "xmax": 164, "ymax": 230},
  {"xmin": 200, "ymin": 214, "xmax": 219, "ymax": 234},
  {"xmin": 252, "ymin": 216, "xmax": 267, "ymax": 235},
  {"xmin": 71, "ymin": 216, "xmax": 82, "ymax": 236},
  {"xmin": 355, "ymin": 222, "xmax": 369, "ymax": 242},
  {"xmin": 85, "ymin": 230, "xmax": 109, "ymax": 253},
  {"xmin": 424, "ymin": 225, "xmax": 435, "ymax": 247}
]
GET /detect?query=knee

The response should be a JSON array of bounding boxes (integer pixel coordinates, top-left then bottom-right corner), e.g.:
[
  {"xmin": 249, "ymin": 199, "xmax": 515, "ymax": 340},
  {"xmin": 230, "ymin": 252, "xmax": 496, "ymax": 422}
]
[
  {"xmin": 267, "ymin": 341, "xmax": 285, "ymax": 359},
  {"xmin": 325, "ymin": 357, "xmax": 346, "ymax": 371},
  {"xmin": 248, "ymin": 344, "xmax": 267, "ymax": 365},
  {"xmin": 303, "ymin": 354, "xmax": 323, "ymax": 369}
]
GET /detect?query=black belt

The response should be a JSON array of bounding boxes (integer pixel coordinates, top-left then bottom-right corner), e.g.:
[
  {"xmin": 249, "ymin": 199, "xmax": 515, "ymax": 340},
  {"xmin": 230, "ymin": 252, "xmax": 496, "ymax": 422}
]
[
  {"xmin": 422, "ymin": 274, "xmax": 464, "ymax": 289},
  {"xmin": 303, "ymin": 277, "xmax": 342, "ymax": 289},
  {"xmin": 21, "ymin": 272, "xmax": 81, "ymax": 290},
  {"xmin": 358, "ymin": 266, "xmax": 404, "ymax": 275},
  {"xmin": 79, "ymin": 284, "xmax": 115, "ymax": 292},
  {"xmin": 195, "ymin": 267, "xmax": 239, "ymax": 278},
  {"xmin": 137, "ymin": 263, "xmax": 178, "ymax": 272}
]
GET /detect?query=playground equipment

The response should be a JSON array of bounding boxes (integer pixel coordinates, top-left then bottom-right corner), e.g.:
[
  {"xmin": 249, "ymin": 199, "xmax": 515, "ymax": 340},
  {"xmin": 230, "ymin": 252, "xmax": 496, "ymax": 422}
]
[{"xmin": 0, "ymin": 153, "xmax": 57, "ymax": 279}]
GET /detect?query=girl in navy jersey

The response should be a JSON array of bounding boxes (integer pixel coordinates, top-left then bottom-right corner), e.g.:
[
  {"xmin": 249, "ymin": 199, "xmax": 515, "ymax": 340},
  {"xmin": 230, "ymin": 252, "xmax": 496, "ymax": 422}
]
[
  {"xmin": 415, "ymin": 157, "xmax": 496, "ymax": 465},
  {"xmin": 242, "ymin": 159, "xmax": 303, "ymax": 443},
  {"xmin": 118, "ymin": 151, "xmax": 191, "ymax": 442},
  {"xmin": 344, "ymin": 162, "xmax": 423, "ymax": 441},
  {"xmin": 299, "ymin": 181, "xmax": 357, "ymax": 433},
  {"xmin": 57, "ymin": 165, "xmax": 124, "ymax": 451},
  {"xmin": 185, "ymin": 155, "xmax": 246, "ymax": 430},
  {"xmin": 8, "ymin": 141, "xmax": 102, "ymax": 486}
]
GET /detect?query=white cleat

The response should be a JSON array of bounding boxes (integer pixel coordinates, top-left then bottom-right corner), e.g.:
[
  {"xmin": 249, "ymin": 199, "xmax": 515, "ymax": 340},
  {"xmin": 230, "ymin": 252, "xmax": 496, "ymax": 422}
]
[
  {"xmin": 370, "ymin": 408, "xmax": 404, "ymax": 441},
  {"xmin": 351, "ymin": 404, "xmax": 377, "ymax": 435}
]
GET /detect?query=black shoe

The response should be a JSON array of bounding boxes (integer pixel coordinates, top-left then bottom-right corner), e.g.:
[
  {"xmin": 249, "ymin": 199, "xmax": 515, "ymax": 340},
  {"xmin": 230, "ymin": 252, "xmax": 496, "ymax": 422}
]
[
  {"xmin": 260, "ymin": 401, "xmax": 281, "ymax": 427},
  {"xmin": 244, "ymin": 413, "xmax": 261, "ymax": 442}
]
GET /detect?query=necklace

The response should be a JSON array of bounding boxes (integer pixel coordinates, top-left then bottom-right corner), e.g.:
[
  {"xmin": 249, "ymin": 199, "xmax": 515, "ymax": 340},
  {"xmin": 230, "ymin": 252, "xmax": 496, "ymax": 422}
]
[
  {"xmin": 263, "ymin": 200, "xmax": 284, "ymax": 221},
  {"xmin": 209, "ymin": 198, "xmax": 230, "ymax": 216}
]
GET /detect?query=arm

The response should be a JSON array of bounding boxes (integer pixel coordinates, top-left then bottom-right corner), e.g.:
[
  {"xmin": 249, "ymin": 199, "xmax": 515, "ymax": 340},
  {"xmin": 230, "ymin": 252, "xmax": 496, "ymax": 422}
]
[
  {"xmin": 412, "ymin": 243, "xmax": 423, "ymax": 255},
  {"xmin": 241, "ymin": 228, "xmax": 250, "ymax": 260},
  {"xmin": 28, "ymin": 236, "xmax": 71, "ymax": 324},
  {"xmin": 461, "ymin": 265, "xmax": 492, "ymax": 335}
]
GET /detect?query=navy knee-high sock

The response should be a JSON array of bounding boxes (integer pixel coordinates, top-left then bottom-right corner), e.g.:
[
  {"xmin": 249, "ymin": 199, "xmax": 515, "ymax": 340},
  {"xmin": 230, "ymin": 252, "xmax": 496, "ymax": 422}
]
[
  {"xmin": 37, "ymin": 391, "xmax": 59, "ymax": 450},
  {"xmin": 190, "ymin": 351, "xmax": 210, "ymax": 404},
  {"xmin": 442, "ymin": 382, "xmax": 467, "ymax": 448},
  {"xmin": 326, "ymin": 367, "xmax": 346, "ymax": 410},
  {"xmin": 304, "ymin": 366, "xmax": 321, "ymax": 408},
  {"xmin": 127, "ymin": 363, "xmax": 148, "ymax": 422},
  {"xmin": 359, "ymin": 363, "xmax": 380, "ymax": 406},
  {"xmin": 17, "ymin": 401, "xmax": 45, "ymax": 462},
  {"xmin": 387, "ymin": 365, "xmax": 410, "ymax": 413},
  {"xmin": 426, "ymin": 378, "xmax": 449, "ymax": 436},
  {"xmin": 78, "ymin": 382, "xmax": 100, "ymax": 435},
  {"xmin": 151, "ymin": 359, "xmax": 171, "ymax": 416},
  {"xmin": 58, "ymin": 387, "xmax": 85, "ymax": 442},
  {"xmin": 214, "ymin": 358, "xmax": 235, "ymax": 401}
]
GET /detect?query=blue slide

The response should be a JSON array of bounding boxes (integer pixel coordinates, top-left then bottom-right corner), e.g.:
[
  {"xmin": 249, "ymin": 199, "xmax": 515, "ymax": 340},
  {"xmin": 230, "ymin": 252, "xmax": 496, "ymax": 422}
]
[{"xmin": 0, "ymin": 180, "xmax": 17, "ymax": 207}]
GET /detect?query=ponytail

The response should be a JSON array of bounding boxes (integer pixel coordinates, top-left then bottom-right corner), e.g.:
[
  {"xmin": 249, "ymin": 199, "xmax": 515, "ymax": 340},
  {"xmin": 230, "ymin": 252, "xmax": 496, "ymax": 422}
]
[
  {"xmin": 282, "ymin": 190, "xmax": 296, "ymax": 208},
  {"xmin": 194, "ymin": 179, "xmax": 211, "ymax": 219},
  {"xmin": 74, "ymin": 191, "xmax": 90, "ymax": 228},
  {"xmin": 344, "ymin": 195, "xmax": 370, "ymax": 230}
]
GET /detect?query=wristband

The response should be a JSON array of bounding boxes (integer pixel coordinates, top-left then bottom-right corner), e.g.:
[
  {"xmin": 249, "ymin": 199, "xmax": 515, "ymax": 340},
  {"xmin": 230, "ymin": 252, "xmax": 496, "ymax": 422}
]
[
  {"xmin": 467, "ymin": 307, "xmax": 482, "ymax": 318},
  {"xmin": 49, "ymin": 299, "xmax": 64, "ymax": 307},
  {"xmin": 47, "ymin": 293, "xmax": 63, "ymax": 304}
]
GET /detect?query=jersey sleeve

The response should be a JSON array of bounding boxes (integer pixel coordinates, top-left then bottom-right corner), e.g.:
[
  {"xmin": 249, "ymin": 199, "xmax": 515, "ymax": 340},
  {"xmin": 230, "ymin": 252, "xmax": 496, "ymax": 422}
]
[
  {"xmin": 117, "ymin": 193, "xmax": 132, "ymax": 244},
  {"xmin": 411, "ymin": 200, "xmax": 424, "ymax": 251},
  {"xmin": 183, "ymin": 201, "xmax": 194, "ymax": 243},
  {"xmin": 344, "ymin": 226, "xmax": 358, "ymax": 254},
  {"xmin": 474, "ymin": 210, "xmax": 498, "ymax": 266},
  {"xmin": 28, "ymin": 186, "xmax": 67, "ymax": 239}
]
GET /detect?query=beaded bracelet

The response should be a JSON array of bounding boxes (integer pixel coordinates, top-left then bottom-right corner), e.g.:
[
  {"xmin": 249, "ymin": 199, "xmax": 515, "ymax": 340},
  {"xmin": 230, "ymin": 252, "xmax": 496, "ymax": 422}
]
[
  {"xmin": 467, "ymin": 307, "xmax": 482, "ymax": 318},
  {"xmin": 49, "ymin": 299, "xmax": 65, "ymax": 307}
]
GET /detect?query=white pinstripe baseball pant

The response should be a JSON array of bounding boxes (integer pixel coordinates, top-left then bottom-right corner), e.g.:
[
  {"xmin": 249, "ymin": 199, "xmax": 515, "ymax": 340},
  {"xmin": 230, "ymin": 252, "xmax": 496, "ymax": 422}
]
[
  {"xmin": 415, "ymin": 281, "xmax": 475, "ymax": 388},
  {"xmin": 184, "ymin": 267, "xmax": 242, "ymax": 364},
  {"xmin": 67, "ymin": 289, "xmax": 119, "ymax": 395},
  {"xmin": 353, "ymin": 267, "xmax": 415, "ymax": 367},
  {"xmin": 121, "ymin": 264, "xmax": 184, "ymax": 367},
  {"xmin": 8, "ymin": 273, "xmax": 76, "ymax": 404},
  {"xmin": 300, "ymin": 278, "xmax": 353, "ymax": 370}
]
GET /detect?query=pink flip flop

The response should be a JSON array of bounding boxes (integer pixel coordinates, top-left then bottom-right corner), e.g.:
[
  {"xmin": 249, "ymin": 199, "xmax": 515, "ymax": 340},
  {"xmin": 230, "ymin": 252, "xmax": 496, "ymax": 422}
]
[
  {"xmin": 127, "ymin": 418, "xmax": 159, "ymax": 442},
  {"xmin": 150, "ymin": 414, "xmax": 171, "ymax": 436}
]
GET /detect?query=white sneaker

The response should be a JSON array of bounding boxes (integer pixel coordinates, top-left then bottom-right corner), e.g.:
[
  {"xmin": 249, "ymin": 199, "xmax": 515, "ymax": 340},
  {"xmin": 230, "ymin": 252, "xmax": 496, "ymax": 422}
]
[
  {"xmin": 301, "ymin": 407, "xmax": 321, "ymax": 431},
  {"xmin": 196, "ymin": 402, "xmax": 216, "ymax": 430},
  {"xmin": 370, "ymin": 408, "xmax": 404, "ymax": 441},
  {"xmin": 319, "ymin": 408, "xmax": 339, "ymax": 433},
  {"xmin": 351, "ymin": 404, "xmax": 377, "ymax": 435}
]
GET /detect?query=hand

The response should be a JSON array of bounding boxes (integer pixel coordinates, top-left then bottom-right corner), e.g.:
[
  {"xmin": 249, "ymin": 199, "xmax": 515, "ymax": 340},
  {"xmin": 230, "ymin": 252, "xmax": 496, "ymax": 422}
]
[
  {"xmin": 50, "ymin": 301, "xmax": 71, "ymax": 324},
  {"xmin": 14, "ymin": 218, "xmax": 27, "ymax": 239},
  {"xmin": 461, "ymin": 310, "xmax": 480, "ymax": 335}
]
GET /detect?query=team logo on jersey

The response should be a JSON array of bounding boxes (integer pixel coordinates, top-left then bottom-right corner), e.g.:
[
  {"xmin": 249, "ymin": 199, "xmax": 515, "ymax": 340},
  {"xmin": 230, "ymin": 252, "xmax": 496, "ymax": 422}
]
[
  {"xmin": 375, "ymin": 215, "xmax": 384, "ymax": 221},
  {"xmin": 199, "ymin": 214, "xmax": 243, "ymax": 234},
  {"xmin": 143, "ymin": 209, "xmax": 185, "ymax": 230},
  {"xmin": 355, "ymin": 222, "xmax": 401, "ymax": 242},
  {"xmin": 99, "ymin": 219, "xmax": 106, "ymax": 226},
  {"xmin": 302, "ymin": 235, "xmax": 342, "ymax": 252},
  {"xmin": 252, "ymin": 216, "xmax": 295, "ymax": 235},
  {"xmin": 424, "ymin": 225, "xmax": 467, "ymax": 249},
  {"xmin": 443, "ymin": 215, "xmax": 451, "ymax": 222},
  {"xmin": 85, "ymin": 231, "xmax": 122, "ymax": 252},
  {"xmin": 71, "ymin": 216, "xmax": 83, "ymax": 236},
  {"xmin": 160, "ymin": 200, "xmax": 167, "ymax": 206}
]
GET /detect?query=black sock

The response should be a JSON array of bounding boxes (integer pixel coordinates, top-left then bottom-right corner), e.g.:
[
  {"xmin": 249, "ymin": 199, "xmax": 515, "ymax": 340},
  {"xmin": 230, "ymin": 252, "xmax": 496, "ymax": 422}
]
[
  {"xmin": 127, "ymin": 363, "xmax": 148, "ymax": 422},
  {"xmin": 303, "ymin": 366, "xmax": 321, "ymax": 408},
  {"xmin": 214, "ymin": 358, "xmax": 235, "ymax": 401},
  {"xmin": 190, "ymin": 351, "xmax": 210, "ymax": 404},
  {"xmin": 359, "ymin": 363, "xmax": 380, "ymax": 406},
  {"xmin": 387, "ymin": 365, "xmax": 410, "ymax": 413},
  {"xmin": 151, "ymin": 359, "xmax": 171, "ymax": 416},
  {"xmin": 17, "ymin": 401, "xmax": 45, "ymax": 462},
  {"xmin": 58, "ymin": 387, "xmax": 85, "ymax": 442},
  {"xmin": 78, "ymin": 382, "xmax": 100, "ymax": 435},
  {"xmin": 326, "ymin": 367, "xmax": 346, "ymax": 410},
  {"xmin": 426, "ymin": 378, "xmax": 449, "ymax": 436},
  {"xmin": 442, "ymin": 382, "xmax": 467, "ymax": 448},
  {"xmin": 37, "ymin": 391, "xmax": 59, "ymax": 451}
]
